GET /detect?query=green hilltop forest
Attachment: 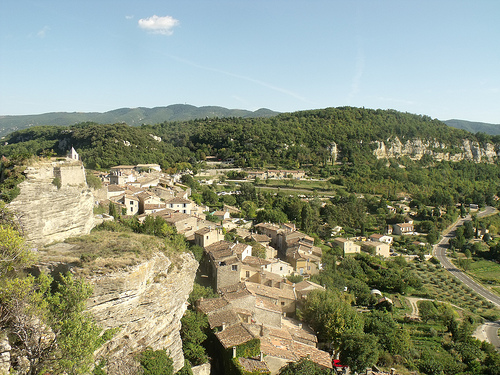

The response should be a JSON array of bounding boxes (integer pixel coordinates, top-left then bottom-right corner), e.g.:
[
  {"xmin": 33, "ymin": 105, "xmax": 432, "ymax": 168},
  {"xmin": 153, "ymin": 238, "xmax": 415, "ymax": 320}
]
[
  {"xmin": 0, "ymin": 104, "xmax": 278, "ymax": 137},
  {"xmin": 2, "ymin": 106, "xmax": 500, "ymax": 206}
]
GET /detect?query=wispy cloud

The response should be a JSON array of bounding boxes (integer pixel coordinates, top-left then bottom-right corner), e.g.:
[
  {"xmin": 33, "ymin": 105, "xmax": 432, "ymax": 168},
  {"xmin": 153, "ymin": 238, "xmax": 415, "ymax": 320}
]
[
  {"xmin": 138, "ymin": 15, "xmax": 179, "ymax": 35},
  {"xmin": 37, "ymin": 26, "xmax": 50, "ymax": 38},
  {"xmin": 170, "ymin": 55, "xmax": 313, "ymax": 104},
  {"xmin": 125, "ymin": 15, "xmax": 134, "ymax": 20}
]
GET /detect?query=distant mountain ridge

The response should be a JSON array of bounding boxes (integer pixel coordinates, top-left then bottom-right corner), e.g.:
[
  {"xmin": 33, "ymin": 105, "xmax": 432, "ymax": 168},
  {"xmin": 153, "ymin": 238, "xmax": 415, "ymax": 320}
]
[
  {"xmin": 0, "ymin": 104, "xmax": 279, "ymax": 137},
  {"xmin": 444, "ymin": 119, "xmax": 500, "ymax": 135}
]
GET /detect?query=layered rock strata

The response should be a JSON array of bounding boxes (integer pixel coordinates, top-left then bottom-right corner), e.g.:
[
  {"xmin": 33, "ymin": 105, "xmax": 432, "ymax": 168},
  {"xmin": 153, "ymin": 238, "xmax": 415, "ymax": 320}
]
[{"xmin": 7, "ymin": 159, "xmax": 95, "ymax": 246}]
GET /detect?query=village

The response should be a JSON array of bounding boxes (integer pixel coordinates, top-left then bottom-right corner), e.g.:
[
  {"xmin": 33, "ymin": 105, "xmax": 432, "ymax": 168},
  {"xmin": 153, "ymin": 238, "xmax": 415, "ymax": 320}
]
[{"xmin": 88, "ymin": 158, "xmax": 438, "ymax": 375}]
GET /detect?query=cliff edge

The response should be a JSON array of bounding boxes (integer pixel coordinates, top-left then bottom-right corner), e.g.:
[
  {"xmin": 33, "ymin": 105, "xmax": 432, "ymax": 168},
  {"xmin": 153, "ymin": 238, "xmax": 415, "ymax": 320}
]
[
  {"xmin": 39, "ymin": 233, "xmax": 198, "ymax": 373},
  {"xmin": 7, "ymin": 158, "xmax": 95, "ymax": 246}
]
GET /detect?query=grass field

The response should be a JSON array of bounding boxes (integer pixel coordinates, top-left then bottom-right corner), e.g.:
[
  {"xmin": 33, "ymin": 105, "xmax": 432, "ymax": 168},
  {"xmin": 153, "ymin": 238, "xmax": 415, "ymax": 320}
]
[{"xmin": 466, "ymin": 259, "xmax": 500, "ymax": 284}]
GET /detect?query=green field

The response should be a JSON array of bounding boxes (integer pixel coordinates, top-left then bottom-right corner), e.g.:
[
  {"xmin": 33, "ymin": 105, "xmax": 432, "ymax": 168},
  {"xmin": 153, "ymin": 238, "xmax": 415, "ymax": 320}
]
[{"xmin": 467, "ymin": 259, "xmax": 500, "ymax": 284}]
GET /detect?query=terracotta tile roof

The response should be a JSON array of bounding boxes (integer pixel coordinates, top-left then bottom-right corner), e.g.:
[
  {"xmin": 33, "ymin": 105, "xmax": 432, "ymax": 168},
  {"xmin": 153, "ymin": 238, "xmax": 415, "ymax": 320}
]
[
  {"xmin": 293, "ymin": 342, "xmax": 332, "ymax": 369},
  {"xmin": 237, "ymin": 358, "xmax": 270, "ymax": 373},
  {"xmin": 195, "ymin": 227, "xmax": 212, "ymax": 235},
  {"xmin": 255, "ymin": 297, "xmax": 281, "ymax": 313},
  {"xmin": 197, "ymin": 297, "xmax": 229, "ymax": 315},
  {"xmin": 223, "ymin": 288, "xmax": 253, "ymax": 301},
  {"xmin": 166, "ymin": 197, "xmax": 191, "ymax": 204},
  {"xmin": 144, "ymin": 204, "xmax": 166, "ymax": 210},
  {"xmin": 108, "ymin": 185, "xmax": 127, "ymax": 192},
  {"xmin": 232, "ymin": 243, "xmax": 251, "ymax": 255},
  {"xmin": 163, "ymin": 212, "xmax": 192, "ymax": 223},
  {"xmin": 205, "ymin": 240, "xmax": 233, "ymax": 254},
  {"xmin": 245, "ymin": 282, "xmax": 295, "ymax": 301},
  {"xmin": 207, "ymin": 309, "xmax": 240, "ymax": 329},
  {"xmin": 247, "ymin": 234, "xmax": 271, "ymax": 243},
  {"xmin": 242, "ymin": 256, "xmax": 271, "ymax": 267},
  {"xmin": 215, "ymin": 323, "xmax": 255, "ymax": 349},
  {"xmin": 294, "ymin": 280, "xmax": 324, "ymax": 293}
]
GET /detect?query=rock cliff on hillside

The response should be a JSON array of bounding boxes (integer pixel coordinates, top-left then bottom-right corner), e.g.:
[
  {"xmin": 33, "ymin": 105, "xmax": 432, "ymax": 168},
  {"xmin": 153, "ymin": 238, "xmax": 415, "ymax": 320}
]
[
  {"xmin": 39, "ymin": 239, "xmax": 198, "ymax": 374},
  {"xmin": 7, "ymin": 159, "xmax": 95, "ymax": 246},
  {"xmin": 373, "ymin": 137, "xmax": 499, "ymax": 162}
]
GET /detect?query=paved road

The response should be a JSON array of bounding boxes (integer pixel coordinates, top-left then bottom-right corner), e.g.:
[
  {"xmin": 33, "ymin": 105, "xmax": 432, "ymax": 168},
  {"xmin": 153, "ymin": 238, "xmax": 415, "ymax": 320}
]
[{"xmin": 433, "ymin": 207, "xmax": 500, "ymax": 348}]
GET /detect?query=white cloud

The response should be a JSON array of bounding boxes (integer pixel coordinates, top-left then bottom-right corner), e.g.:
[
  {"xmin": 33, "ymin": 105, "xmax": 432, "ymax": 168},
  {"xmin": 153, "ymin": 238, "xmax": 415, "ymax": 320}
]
[
  {"xmin": 138, "ymin": 15, "xmax": 179, "ymax": 35},
  {"xmin": 125, "ymin": 15, "xmax": 134, "ymax": 20},
  {"xmin": 37, "ymin": 26, "xmax": 50, "ymax": 38}
]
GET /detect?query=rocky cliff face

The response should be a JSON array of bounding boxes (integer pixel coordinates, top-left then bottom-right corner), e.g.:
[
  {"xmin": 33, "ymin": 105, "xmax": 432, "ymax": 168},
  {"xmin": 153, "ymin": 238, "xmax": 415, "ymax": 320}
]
[
  {"xmin": 89, "ymin": 252, "xmax": 197, "ymax": 373},
  {"xmin": 39, "ymin": 240, "xmax": 198, "ymax": 374},
  {"xmin": 7, "ymin": 159, "xmax": 95, "ymax": 246},
  {"xmin": 373, "ymin": 137, "xmax": 499, "ymax": 162}
]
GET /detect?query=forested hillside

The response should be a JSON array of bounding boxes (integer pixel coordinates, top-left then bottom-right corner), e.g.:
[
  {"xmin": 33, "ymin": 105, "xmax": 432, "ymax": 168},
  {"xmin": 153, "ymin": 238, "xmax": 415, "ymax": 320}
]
[
  {"xmin": 444, "ymin": 119, "xmax": 500, "ymax": 135},
  {"xmin": 2, "ymin": 106, "xmax": 500, "ymax": 206},
  {"xmin": 0, "ymin": 104, "xmax": 278, "ymax": 137}
]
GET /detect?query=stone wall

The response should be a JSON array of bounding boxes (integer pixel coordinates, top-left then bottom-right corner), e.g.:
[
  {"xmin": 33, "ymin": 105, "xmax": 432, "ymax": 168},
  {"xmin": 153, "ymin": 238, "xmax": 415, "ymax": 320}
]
[{"xmin": 7, "ymin": 159, "xmax": 95, "ymax": 246}]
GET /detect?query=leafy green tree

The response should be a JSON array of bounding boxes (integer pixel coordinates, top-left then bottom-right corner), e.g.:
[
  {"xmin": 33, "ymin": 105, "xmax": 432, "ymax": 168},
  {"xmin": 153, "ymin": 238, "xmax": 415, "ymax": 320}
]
[
  {"xmin": 140, "ymin": 348, "xmax": 174, "ymax": 375},
  {"xmin": 339, "ymin": 331, "xmax": 380, "ymax": 373},
  {"xmin": 0, "ymin": 272, "xmax": 101, "ymax": 375},
  {"xmin": 180, "ymin": 310, "xmax": 209, "ymax": 365},
  {"xmin": 278, "ymin": 358, "xmax": 330, "ymax": 375},
  {"xmin": 302, "ymin": 289, "xmax": 362, "ymax": 350},
  {"xmin": 418, "ymin": 300, "xmax": 438, "ymax": 323}
]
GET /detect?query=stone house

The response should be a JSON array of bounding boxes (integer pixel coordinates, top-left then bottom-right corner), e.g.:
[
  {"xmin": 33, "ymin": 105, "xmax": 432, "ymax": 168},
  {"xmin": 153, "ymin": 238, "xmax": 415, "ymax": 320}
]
[
  {"xmin": 205, "ymin": 241, "xmax": 242, "ymax": 291},
  {"xmin": 362, "ymin": 241, "xmax": 391, "ymax": 258},
  {"xmin": 333, "ymin": 237, "xmax": 361, "ymax": 255},
  {"xmin": 393, "ymin": 222, "xmax": 414, "ymax": 235},
  {"xmin": 194, "ymin": 226, "xmax": 224, "ymax": 248},
  {"xmin": 212, "ymin": 210, "xmax": 231, "ymax": 221},
  {"xmin": 113, "ymin": 194, "xmax": 140, "ymax": 215},
  {"xmin": 262, "ymin": 259, "xmax": 294, "ymax": 277},
  {"xmin": 245, "ymin": 281, "xmax": 296, "ymax": 316},
  {"xmin": 369, "ymin": 233, "xmax": 393, "ymax": 245},
  {"xmin": 136, "ymin": 191, "xmax": 163, "ymax": 214},
  {"xmin": 165, "ymin": 197, "xmax": 192, "ymax": 214}
]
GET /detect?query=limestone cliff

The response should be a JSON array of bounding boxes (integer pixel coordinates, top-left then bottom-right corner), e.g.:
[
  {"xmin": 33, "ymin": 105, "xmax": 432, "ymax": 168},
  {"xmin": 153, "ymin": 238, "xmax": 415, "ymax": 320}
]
[
  {"xmin": 7, "ymin": 159, "xmax": 95, "ymax": 246},
  {"xmin": 39, "ymin": 234, "xmax": 198, "ymax": 374},
  {"xmin": 373, "ymin": 137, "xmax": 499, "ymax": 162}
]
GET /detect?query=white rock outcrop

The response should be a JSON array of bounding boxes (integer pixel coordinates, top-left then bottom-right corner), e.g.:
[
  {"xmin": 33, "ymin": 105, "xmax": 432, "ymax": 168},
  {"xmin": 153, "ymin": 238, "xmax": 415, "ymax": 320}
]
[
  {"xmin": 373, "ymin": 137, "xmax": 499, "ymax": 163},
  {"xmin": 7, "ymin": 159, "xmax": 95, "ymax": 246}
]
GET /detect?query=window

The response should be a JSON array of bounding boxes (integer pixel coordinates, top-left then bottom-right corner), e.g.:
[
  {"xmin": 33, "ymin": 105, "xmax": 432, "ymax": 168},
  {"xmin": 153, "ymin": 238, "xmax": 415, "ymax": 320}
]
[
  {"xmin": 280, "ymin": 266, "xmax": 283, "ymax": 271},
  {"xmin": 281, "ymin": 302, "xmax": 285, "ymax": 306},
  {"xmin": 246, "ymin": 271, "xmax": 250, "ymax": 278},
  {"xmin": 232, "ymin": 265, "xmax": 238, "ymax": 271}
]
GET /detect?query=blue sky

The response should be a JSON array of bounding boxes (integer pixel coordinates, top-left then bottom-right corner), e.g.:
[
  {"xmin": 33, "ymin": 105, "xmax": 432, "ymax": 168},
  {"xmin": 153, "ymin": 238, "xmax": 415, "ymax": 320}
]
[{"xmin": 1, "ymin": 1, "xmax": 499, "ymax": 123}]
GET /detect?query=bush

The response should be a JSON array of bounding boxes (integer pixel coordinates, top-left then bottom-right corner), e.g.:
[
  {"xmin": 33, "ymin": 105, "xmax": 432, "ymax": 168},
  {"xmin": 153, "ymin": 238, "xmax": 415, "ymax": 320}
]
[{"xmin": 139, "ymin": 348, "xmax": 173, "ymax": 375}]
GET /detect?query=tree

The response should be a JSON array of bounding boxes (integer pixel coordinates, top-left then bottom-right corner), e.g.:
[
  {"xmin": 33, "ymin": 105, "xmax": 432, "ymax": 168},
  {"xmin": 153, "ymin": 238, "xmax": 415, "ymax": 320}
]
[
  {"xmin": 339, "ymin": 332, "xmax": 380, "ymax": 373},
  {"xmin": 0, "ymin": 272, "xmax": 101, "ymax": 375},
  {"xmin": 302, "ymin": 289, "xmax": 362, "ymax": 350},
  {"xmin": 418, "ymin": 300, "xmax": 438, "ymax": 323},
  {"xmin": 0, "ymin": 223, "xmax": 34, "ymax": 278},
  {"xmin": 139, "ymin": 348, "xmax": 174, "ymax": 375},
  {"xmin": 278, "ymin": 358, "xmax": 330, "ymax": 375},
  {"xmin": 180, "ymin": 310, "xmax": 209, "ymax": 365}
]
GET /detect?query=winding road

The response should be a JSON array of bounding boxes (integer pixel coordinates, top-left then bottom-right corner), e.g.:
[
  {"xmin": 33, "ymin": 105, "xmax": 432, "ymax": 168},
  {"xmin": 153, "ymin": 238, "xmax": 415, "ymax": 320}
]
[{"xmin": 433, "ymin": 206, "xmax": 500, "ymax": 349}]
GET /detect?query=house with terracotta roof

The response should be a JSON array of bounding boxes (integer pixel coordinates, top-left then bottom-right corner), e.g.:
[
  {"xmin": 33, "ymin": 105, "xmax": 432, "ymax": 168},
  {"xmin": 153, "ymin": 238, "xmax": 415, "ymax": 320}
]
[
  {"xmin": 393, "ymin": 222, "xmax": 414, "ymax": 235},
  {"xmin": 165, "ymin": 196, "xmax": 192, "ymax": 214},
  {"xmin": 369, "ymin": 233, "xmax": 393, "ymax": 245},
  {"xmin": 194, "ymin": 226, "xmax": 224, "ymax": 248}
]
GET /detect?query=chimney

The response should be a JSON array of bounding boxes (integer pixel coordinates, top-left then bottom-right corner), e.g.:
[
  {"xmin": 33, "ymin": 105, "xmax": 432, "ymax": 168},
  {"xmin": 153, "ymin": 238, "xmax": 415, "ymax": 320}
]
[
  {"xmin": 221, "ymin": 322, "xmax": 226, "ymax": 331},
  {"xmin": 259, "ymin": 351, "xmax": 264, "ymax": 361},
  {"xmin": 232, "ymin": 346, "xmax": 237, "ymax": 358}
]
